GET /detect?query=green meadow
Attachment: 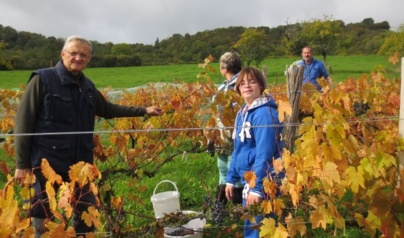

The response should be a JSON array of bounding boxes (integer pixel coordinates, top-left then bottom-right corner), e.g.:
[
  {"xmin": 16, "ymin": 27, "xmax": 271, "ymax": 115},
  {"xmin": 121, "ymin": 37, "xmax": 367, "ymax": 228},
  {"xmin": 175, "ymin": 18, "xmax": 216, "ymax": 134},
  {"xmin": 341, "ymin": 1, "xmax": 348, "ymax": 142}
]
[{"xmin": 0, "ymin": 55, "xmax": 399, "ymax": 90}]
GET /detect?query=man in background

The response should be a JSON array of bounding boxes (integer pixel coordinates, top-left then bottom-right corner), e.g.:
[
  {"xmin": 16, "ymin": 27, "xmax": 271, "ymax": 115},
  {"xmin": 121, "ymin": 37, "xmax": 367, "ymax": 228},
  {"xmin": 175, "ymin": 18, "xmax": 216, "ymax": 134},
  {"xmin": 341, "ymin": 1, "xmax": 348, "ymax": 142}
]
[{"xmin": 293, "ymin": 46, "xmax": 329, "ymax": 90}]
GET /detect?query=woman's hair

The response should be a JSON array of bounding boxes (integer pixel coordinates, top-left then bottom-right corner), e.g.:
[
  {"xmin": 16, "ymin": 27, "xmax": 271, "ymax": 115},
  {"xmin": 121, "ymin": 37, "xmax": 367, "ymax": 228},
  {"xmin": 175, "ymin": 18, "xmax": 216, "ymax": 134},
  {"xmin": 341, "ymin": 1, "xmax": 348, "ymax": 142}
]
[
  {"xmin": 219, "ymin": 52, "xmax": 242, "ymax": 74},
  {"xmin": 62, "ymin": 35, "xmax": 93, "ymax": 53},
  {"xmin": 235, "ymin": 67, "xmax": 267, "ymax": 95}
]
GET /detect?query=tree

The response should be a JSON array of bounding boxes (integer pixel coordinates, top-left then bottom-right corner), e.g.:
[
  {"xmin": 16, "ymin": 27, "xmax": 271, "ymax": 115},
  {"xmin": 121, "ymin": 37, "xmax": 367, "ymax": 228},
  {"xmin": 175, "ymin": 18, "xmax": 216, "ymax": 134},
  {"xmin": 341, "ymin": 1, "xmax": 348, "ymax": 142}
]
[
  {"xmin": 299, "ymin": 16, "xmax": 344, "ymax": 61},
  {"xmin": 378, "ymin": 24, "xmax": 404, "ymax": 56},
  {"xmin": 111, "ymin": 43, "xmax": 134, "ymax": 56},
  {"xmin": 233, "ymin": 28, "xmax": 269, "ymax": 67},
  {"xmin": 0, "ymin": 41, "xmax": 13, "ymax": 70}
]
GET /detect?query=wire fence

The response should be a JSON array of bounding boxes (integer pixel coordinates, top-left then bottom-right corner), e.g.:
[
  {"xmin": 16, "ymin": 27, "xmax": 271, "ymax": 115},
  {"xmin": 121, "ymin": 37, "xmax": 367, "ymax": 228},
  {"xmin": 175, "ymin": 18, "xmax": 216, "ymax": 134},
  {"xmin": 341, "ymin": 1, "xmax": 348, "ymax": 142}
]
[{"xmin": 0, "ymin": 115, "xmax": 399, "ymax": 138}]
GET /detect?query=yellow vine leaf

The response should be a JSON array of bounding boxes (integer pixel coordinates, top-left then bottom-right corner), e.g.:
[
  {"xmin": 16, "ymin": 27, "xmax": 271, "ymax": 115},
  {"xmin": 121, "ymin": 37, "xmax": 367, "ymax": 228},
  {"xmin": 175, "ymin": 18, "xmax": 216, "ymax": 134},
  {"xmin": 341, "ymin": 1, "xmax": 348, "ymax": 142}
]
[
  {"xmin": 277, "ymin": 99, "xmax": 292, "ymax": 122},
  {"xmin": 20, "ymin": 226, "xmax": 34, "ymax": 237},
  {"xmin": 323, "ymin": 196, "xmax": 345, "ymax": 229},
  {"xmin": 288, "ymin": 183, "xmax": 301, "ymax": 207},
  {"xmin": 81, "ymin": 206, "xmax": 101, "ymax": 228},
  {"xmin": 69, "ymin": 162, "xmax": 101, "ymax": 187},
  {"xmin": 325, "ymin": 124, "xmax": 345, "ymax": 148},
  {"xmin": 343, "ymin": 135, "xmax": 360, "ymax": 157},
  {"xmin": 1, "ymin": 176, "xmax": 14, "ymax": 207},
  {"xmin": 355, "ymin": 211, "xmax": 381, "ymax": 235},
  {"xmin": 374, "ymin": 151, "xmax": 396, "ymax": 173},
  {"xmin": 272, "ymin": 198, "xmax": 286, "ymax": 216},
  {"xmin": 310, "ymin": 208, "xmax": 327, "ymax": 230},
  {"xmin": 46, "ymin": 181, "xmax": 57, "ymax": 211},
  {"xmin": 244, "ymin": 171, "xmax": 256, "ymax": 188},
  {"xmin": 20, "ymin": 186, "xmax": 34, "ymax": 201},
  {"xmin": 57, "ymin": 182, "xmax": 73, "ymax": 218},
  {"xmin": 304, "ymin": 155, "xmax": 321, "ymax": 177},
  {"xmin": 273, "ymin": 224, "xmax": 289, "ymax": 238},
  {"xmin": 261, "ymin": 200, "xmax": 272, "ymax": 214},
  {"xmin": 343, "ymin": 166, "xmax": 365, "ymax": 193},
  {"xmin": 320, "ymin": 162, "xmax": 340, "ymax": 188},
  {"xmin": 285, "ymin": 166, "xmax": 297, "ymax": 184},
  {"xmin": 0, "ymin": 226, "xmax": 12, "ymax": 237},
  {"xmin": 309, "ymin": 195, "xmax": 319, "ymax": 209},
  {"xmin": 260, "ymin": 218, "xmax": 289, "ymax": 238},
  {"xmin": 285, "ymin": 214, "xmax": 307, "ymax": 237},
  {"xmin": 41, "ymin": 159, "xmax": 63, "ymax": 185},
  {"xmin": 359, "ymin": 157, "xmax": 374, "ymax": 180},
  {"xmin": 15, "ymin": 217, "xmax": 31, "ymax": 234},
  {"xmin": 90, "ymin": 182, "xmax": 99, "ymax": 196},
  {"xmin": 260, "ymin": 217, "xmax": 276, "ymax": 237},
  {"xmin": 0, "ymin": 201, "xmax": 17, "ymax": 228},
  {"xmin": 45, "ymin": 222, "xmax": 76, "ymax": 237}
]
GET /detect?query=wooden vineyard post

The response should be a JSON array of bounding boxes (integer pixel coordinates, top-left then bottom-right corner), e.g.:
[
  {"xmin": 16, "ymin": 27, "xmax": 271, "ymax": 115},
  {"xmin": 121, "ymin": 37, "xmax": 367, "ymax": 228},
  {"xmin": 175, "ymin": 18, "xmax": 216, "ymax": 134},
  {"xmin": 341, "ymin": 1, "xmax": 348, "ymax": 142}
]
[{"xmin": 283, "ymin": 64, "xmax": 305, "ymax": 153}]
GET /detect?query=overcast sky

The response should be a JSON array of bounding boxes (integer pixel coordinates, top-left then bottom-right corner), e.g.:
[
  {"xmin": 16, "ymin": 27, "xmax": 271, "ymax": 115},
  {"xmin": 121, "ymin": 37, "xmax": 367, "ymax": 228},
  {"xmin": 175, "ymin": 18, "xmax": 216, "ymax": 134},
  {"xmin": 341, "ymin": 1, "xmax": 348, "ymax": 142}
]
[{"xmin": 1, "ymin": 0, "xmax": 403, "ymax": 45}]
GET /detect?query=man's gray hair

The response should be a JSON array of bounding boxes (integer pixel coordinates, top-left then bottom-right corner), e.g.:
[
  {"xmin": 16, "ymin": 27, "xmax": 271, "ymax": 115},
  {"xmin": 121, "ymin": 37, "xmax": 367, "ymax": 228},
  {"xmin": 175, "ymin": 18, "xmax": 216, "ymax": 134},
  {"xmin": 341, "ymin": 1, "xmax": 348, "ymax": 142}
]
[
  {"xmin": 62, "ymin": 35, "xmax": 93, "ymax": 53},
  {"xmin": 219, "ymin": 52, "xmax": 242, "ymax": 74}
]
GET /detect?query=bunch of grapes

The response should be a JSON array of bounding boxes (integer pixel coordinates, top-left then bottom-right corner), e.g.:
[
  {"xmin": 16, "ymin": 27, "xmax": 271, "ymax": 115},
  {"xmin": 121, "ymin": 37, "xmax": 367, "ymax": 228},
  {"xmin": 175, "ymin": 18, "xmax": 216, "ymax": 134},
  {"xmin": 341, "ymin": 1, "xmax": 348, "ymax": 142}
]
[
  {"xmin": 165, "ymin": 227, "xmax": 194, "ymax": 236},
  {"xmin": 353, "ymin": 101, "xmax": 370, "ymax": 116},
  {"xmin": 213, "ymin": 200, "xmax": 224, "ymax": 224},
  {"xmin": 206, "ymin": 141, "xmax": 215, "ymax": 157}
]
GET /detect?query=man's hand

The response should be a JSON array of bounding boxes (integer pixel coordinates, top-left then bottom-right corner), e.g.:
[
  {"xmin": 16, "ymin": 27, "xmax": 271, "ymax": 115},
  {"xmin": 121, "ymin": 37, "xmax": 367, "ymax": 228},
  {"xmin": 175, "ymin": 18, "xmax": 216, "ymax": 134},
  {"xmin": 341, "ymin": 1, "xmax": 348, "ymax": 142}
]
[
  {"xmin": 146, "ymin": 106, "xmax": 163, "ymax": 116},
  {"xmin": 225, "ymin": 185, "xmax": 234, "ymax": 201},
  {"xmin": 14, "ymin": 168, "xmax": 34, "ymax": 186}
]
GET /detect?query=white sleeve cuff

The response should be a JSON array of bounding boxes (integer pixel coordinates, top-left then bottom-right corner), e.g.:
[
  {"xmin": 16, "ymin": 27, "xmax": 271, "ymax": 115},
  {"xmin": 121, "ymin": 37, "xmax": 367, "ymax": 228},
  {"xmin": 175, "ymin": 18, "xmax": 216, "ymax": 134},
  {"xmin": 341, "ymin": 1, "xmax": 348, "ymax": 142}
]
[{"xmin": 250, "ymin": 191, "xmax": 262, "ymax": 198}]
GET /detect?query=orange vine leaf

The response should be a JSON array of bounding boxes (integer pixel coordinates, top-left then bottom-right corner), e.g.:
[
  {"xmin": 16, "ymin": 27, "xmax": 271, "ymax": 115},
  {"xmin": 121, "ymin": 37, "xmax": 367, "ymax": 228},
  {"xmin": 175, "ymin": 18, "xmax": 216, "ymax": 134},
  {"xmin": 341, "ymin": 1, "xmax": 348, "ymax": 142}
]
[
  {"xmin": 244, "ymin": 171, "xmax": 256, "ymax": 188},
  {"xmin": 68, "ymin": 162, "xmax": 101, "ymax": 187},
  {"xmin": 320, "ymin": 162, "xmax": 340, "ymax": 188},
  {"xmin": 272, "ymin": 198, "xmax": 286, "ymax": 216},
  {"xmin": 263, "ymin": 177, "xmax": 277, "ymax": 198},
  {"xmin": 285, "ymin": 214, "xmax": 307, "ymax": 237},
  {"xmin": 261, "ymin": 200, "xmax": 272, "ymax": 214},
  {"xmin": 81, "ymin": 206, "xmax": 101, "ymax": 228},
  {"xmin": 310, "ymin": 208, "xmax": 327, "ymax": 230},
  {"xmin": 57, "ymin": 182, "xmax": 74, "ymax": 218},
  {"xmin": 277, "ymin": 99, "xmax": 292, "ymax": 123},
  {"xmin": 41, "ymin": 159, "xmax": 63, "ymax": 185}
]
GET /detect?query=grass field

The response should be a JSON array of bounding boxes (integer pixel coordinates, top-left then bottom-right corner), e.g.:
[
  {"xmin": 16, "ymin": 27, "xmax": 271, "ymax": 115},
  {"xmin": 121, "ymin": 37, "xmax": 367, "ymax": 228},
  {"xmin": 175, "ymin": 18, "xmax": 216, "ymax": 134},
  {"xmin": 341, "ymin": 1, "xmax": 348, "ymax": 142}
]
[{"xmin": 0, "ymin": 55, "xmax": 399, "ymax": 90}]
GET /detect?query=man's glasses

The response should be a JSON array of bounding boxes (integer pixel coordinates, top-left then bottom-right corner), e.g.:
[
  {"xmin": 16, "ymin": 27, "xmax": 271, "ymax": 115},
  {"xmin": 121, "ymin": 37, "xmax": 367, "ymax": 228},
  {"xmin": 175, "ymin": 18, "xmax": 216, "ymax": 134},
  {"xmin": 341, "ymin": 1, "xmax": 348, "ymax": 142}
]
[{"xmin": 64, "ymin": 50, "xmax": 90, "ymax": 59}]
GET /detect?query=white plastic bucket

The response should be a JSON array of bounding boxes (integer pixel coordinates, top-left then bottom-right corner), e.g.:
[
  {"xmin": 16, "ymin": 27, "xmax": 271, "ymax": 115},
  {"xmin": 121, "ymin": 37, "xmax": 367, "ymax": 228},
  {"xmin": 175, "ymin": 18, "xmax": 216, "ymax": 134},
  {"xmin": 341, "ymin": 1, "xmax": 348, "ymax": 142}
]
[
  {"xmin": 151, "ymin": 180, "xmax": 181, "ymax": 219},
  {"xmin": 164, "ymin": 211, "xmax": 205, "ymax": 238}
]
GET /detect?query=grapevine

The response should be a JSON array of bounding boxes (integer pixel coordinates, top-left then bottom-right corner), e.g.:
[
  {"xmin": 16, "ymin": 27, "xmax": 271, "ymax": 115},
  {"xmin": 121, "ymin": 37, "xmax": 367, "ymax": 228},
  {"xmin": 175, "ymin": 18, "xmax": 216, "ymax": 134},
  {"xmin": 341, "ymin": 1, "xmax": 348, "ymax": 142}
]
[{"xmin": 0, "ymin": 55, "xmax": 403, "ymax": 237}]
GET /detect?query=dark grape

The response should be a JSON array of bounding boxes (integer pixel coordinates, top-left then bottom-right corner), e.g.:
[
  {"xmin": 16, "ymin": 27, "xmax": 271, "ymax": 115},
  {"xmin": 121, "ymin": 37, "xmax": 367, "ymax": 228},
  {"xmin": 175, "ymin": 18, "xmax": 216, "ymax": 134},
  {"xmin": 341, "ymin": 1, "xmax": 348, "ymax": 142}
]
[
  {"xmin": 213, "ymin": 200, "xmax": 224, "ymax": 224},
  {"xmin": 353, "ymin": 101, "xmax": 370, "ymax": 116}
]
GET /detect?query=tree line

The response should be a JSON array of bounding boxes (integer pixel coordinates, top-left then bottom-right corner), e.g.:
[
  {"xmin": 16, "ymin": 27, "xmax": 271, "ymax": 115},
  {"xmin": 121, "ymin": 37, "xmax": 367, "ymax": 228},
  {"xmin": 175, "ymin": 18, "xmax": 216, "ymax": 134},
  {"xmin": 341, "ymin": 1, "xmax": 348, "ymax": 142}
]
[{"xmin": 0, "ymin": 17, "xmax": 402, "ymax": 70}]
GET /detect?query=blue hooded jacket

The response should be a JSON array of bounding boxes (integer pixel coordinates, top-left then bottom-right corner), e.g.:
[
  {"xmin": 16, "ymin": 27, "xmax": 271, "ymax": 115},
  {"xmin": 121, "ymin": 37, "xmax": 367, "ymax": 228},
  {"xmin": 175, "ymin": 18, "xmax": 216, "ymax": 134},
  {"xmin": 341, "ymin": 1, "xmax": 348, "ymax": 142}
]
[{"xmin": 226, "ymin": 96, "xmax": 283, "ymax": 198}]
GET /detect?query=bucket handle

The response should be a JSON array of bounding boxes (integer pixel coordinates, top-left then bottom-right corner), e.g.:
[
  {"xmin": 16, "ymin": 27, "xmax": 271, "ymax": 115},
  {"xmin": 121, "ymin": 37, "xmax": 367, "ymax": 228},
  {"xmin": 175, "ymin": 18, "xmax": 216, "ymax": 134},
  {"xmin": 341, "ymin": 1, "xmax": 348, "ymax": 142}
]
[{"xmin": 153, "ymin": 180, "xmax": 179, "ymax": 195}]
